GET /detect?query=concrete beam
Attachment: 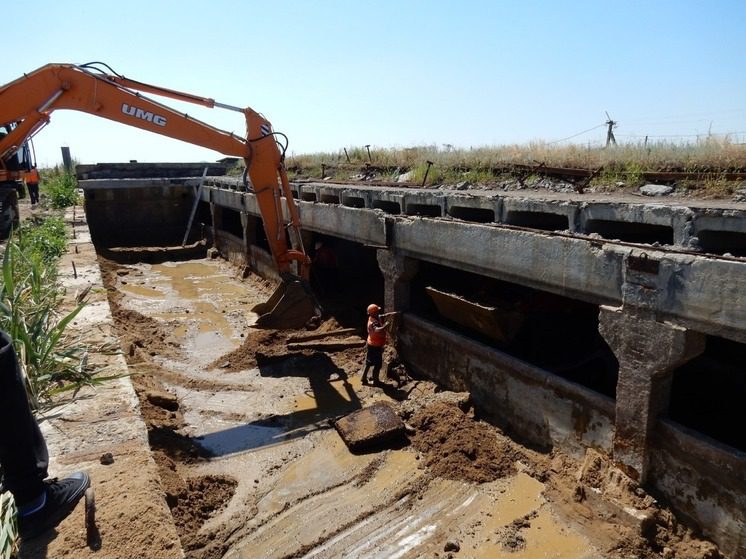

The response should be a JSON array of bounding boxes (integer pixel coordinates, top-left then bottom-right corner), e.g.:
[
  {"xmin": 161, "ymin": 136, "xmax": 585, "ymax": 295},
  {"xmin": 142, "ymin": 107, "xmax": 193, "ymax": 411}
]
[
  {"xmin": 393, "ymin": 218, "xmax": 624, "ymax": 305},
  {"xmin": 297, "ymin": 202, "xmax": 388, "ymax": 246},
  {"xmin": 201, "ymin": 182, "xmax": 746, "ymax": 343}
]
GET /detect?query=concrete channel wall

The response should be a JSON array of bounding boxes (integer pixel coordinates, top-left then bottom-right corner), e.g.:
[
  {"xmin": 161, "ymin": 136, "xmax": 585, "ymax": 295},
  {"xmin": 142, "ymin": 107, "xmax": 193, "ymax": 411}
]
[
  {"xmin": 199, "ymin": 177, "xmax": 745, "ymax": 558},
  {"xmin": 78, "ymin": 169, "xmax": 745, "ymax": 557},
  {"xmin": 203, "ymin": 177, "xmax": 746, "ymax": 344},
  {"xmin": 398, "ymin": 315, "xmax": 616, "ymax": 458}
]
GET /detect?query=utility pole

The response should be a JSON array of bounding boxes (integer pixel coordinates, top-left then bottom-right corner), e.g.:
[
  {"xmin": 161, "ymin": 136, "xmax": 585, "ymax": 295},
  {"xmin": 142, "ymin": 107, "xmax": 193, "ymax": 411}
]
[
  {"xmin": 605, "ymin": 112, "xmax": 617, "ymax": 147},
  {"xmin": 61, "ymin": 146, "xmax": 73, "ymax": 172}
]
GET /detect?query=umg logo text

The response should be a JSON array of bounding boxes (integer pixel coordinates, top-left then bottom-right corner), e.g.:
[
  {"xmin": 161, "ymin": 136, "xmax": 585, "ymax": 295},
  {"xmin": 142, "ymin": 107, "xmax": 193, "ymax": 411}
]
[{"xmin": 121, "ymin": 103, "xmax": 167, "ymax": 127}]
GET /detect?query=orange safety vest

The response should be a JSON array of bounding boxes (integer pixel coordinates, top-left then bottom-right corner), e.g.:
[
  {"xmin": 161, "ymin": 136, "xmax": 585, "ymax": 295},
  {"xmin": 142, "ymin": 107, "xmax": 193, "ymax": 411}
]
[
  {"xmin": 367, "ymin": 316, "xmax": 387, "ymax": 347},
  {"xmin": 26, "ymin": 168, "xmax": 40, "ymax": 184}
]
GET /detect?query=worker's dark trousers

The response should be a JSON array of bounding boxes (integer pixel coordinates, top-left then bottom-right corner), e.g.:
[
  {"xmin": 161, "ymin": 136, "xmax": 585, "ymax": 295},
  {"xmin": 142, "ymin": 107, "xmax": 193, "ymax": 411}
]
[
  {"xmin": 363, "ymin": 344, "xmax": 383, "ymax": 382},
  {"xmin": 27, "ymin": 183, "xmax": 39, "ymax": 205},
  {"xmin": 0, "ymin": 331, "xmax": 48, "ymax": 506}
]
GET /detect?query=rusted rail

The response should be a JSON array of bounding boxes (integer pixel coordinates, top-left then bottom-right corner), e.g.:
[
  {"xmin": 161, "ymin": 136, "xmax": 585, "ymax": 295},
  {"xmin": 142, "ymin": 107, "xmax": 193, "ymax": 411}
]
[{"xmin": 291, "ymin": 162, "xmax": 746, "ymax": 188}]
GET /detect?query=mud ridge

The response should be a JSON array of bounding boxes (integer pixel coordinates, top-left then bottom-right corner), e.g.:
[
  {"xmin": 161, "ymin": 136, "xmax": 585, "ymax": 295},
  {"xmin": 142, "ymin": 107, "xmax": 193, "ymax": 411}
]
[{"xmin": 101, "ymin": 255, "xmax": 239, "ymax": 554}]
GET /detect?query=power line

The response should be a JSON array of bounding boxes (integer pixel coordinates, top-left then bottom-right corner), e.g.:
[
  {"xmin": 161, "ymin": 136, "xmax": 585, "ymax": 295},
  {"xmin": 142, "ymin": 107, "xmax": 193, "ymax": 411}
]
[
  {"xmin": 547, "ymin": 123, "xmax": 606, "ymax": 145},
  {"xmin": 617, "ymin": 130, "xmax": 746, "ymax": 139},
  {"xmin": 622, "ymin": 108, "xmax": 746, "ymax": 125}
]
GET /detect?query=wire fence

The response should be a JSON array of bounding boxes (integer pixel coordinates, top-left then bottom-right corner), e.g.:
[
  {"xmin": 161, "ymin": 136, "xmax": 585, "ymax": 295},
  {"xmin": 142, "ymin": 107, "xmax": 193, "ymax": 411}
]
[{"xmin": 548, "ymin": 111, "xmax": 746, "ymax": 146}]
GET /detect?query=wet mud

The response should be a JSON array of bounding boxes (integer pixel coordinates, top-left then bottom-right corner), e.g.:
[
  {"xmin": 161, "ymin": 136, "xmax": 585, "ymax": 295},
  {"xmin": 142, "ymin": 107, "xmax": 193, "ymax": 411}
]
[{"xmin": 98, "ymin": 253, "xmax": 724, "ymax": 559}]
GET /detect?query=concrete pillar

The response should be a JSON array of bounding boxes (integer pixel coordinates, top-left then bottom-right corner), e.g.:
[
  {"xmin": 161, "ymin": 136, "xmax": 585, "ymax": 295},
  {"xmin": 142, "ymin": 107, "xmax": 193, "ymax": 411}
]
[
  {"xmin": 242, "ymin": 213, "xmax": 257, "ymax": 248},
  {"xmin": 211, "ymin": 204, "xmax": 223, "ymax": 233},
  {"xmin": 376, "ymin": 251, "xmax": 418, "ymax": 313},
  {"xmin": 300, "ymin": 229, "xmax": 314, "ymax": 252},
  {"xmin": 599, "ymin": 306, "xmax": 704, "ymax": 483},
  {"xmin": 210, "ymin": 203, "xmax": 222, "ymax": 252}
]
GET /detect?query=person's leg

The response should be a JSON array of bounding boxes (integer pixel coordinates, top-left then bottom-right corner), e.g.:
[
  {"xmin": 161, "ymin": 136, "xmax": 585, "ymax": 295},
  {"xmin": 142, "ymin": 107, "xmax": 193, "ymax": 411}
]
[
  {"xmin": 0, "ymin": 331, "xmax": 90, "ymax": 540},
  {"xmin": 361, "ymin": 347, "xmax": 371, "ymax": 384},
  {"xmin": 362, "ymin": 345, "xmax": 378, "ymax": 384},
  {"xmin": 0, "ymin": 331, "xmax": 48, "ymax": 506},
  {"xmin": 370, "ymin": 346, "xmax": 383, "ymax": 384}
]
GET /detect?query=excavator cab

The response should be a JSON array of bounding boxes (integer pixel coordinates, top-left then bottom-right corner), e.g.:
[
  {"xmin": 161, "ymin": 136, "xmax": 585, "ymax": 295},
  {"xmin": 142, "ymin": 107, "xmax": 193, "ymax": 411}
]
[{"xmin": 0, "ymin": 124, "xmax": 32, "ymax": 237}]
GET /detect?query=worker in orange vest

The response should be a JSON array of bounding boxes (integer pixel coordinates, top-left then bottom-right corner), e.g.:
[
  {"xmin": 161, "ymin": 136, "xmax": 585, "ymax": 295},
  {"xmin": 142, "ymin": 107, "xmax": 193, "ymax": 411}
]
[
  {"xmin": 25, "ymin": 166, "xmax": 41, "ymax": 205},
  {"xmin": 361, "ymin": 304, "xmax": 391, "ymax": 385}
]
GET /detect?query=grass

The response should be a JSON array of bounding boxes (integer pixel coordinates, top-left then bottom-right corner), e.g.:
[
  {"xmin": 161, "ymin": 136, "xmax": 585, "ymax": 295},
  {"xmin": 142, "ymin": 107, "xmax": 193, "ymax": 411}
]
[
  {"xmin": 0, "ymin": 492, "xmax": 18, "ymax": 559},
  {"xmin": 40, "ymin": 169, "xmax": 80, "ymax": 209},
  {"xmin": 0, "ymin": 218, "xmax": 119, "ymax": 413},
  {"xmin": 286, "ymin": 137, "xmax": 746, "ymax": 191}
]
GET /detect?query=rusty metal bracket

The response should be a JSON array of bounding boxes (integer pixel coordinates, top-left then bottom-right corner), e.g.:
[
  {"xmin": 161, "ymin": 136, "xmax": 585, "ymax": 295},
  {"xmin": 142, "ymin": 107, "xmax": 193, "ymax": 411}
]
[{"xmin": 628, "ymin": 252, "xmax": 659, "ymax": 274}]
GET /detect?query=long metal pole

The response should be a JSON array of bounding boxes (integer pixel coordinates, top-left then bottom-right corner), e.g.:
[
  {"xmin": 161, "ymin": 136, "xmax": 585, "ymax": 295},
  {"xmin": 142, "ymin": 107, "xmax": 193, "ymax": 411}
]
[{"xmin": 182, "ymin": 167, "xmax": 208, "ymax": 246}]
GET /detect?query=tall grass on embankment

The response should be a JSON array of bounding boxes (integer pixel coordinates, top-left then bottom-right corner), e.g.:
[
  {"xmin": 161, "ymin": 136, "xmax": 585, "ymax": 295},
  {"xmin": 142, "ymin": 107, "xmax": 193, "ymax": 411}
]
[
  {"xmin": 0, "ymin": 217, "xmax": 118, "ymax": 413},
  {"xmin": 286, "ymin": 137, "xmax": 746, "ymax": 193},
  {"xmin": 40, "ymin": 168, "xmax": 80, "ymax": 209}
]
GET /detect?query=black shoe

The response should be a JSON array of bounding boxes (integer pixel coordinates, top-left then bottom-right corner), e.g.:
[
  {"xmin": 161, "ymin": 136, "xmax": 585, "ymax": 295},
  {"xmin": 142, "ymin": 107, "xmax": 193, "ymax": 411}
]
[{"xmin": 18, "ymin": 471, "xmax": 90, "ymax": 540}]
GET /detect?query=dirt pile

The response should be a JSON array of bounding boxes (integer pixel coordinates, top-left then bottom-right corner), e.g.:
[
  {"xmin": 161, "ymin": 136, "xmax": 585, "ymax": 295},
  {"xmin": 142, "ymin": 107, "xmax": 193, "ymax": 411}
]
[
  {"xmin": 207, "ymin": 328, "xmax": 287, "ymax": 371},
  {"xmin": 409, "ymin": 401, "xmax": 524, "ymax": 483},
  {"xmin": 209, "ymin": 316, "xmax": 365, "ymax": 377},
  {"xmin": 494, "ymin": 511, "xmax": 536, "ymax": 552},
  {"xmin": 546, "ymin": 451, "xmax": 724, "ymax": 559}
]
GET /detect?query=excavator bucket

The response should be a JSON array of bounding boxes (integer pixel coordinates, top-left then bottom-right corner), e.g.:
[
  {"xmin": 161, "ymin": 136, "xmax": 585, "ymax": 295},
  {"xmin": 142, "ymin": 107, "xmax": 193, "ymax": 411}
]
[{"xmin": 252, "ymin": 279, "xmax": 319, "ymax": 330}]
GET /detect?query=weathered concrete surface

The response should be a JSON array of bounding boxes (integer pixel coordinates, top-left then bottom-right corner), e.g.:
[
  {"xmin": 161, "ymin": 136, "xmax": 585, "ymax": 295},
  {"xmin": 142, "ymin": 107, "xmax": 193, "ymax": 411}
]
[
  {"xmin": 376, "ymin": 250, "xmax": 418, "ymax": 313},
  {"xmin": 394, "ymin": 217, "xmax": 624, "ymax": 304},
  {"xmin": 204, "ymin": 179, "xmax": 746, "ymax": 343},
  {"xmin": 334, "ymin": 402, "xmax": 404, "ymax": 451},
  {"xmin": 80, "ymin": 180, "xmax": 200, "ymax": 246},
  {"xmin": 599, "ymin": 307, "xmax": 705, "ymax": 482},
  {"xmin": 502, "ymin": 197, "xmax": 576, "ymax": 231},
  {"xmin": 76, "ymin": 162, "xmax": 230, "ymax": 180},
  {"xmin": 580, "ymin": 202, "xmax": 691, "ymax": 244},
  {"xmin": 397, "ymin": 315, "xmax": 616, "ymax": 458},
  {"xmin": 651, "ymin": 421, "xmax": 746, "ymax": 559},
  {"xmin": 289, "ymin": 181, "xmax": 745, "ymax": 254},
  {"xmin": 297, "ymin": 203, "xmax": 387, "ymax": 246}
]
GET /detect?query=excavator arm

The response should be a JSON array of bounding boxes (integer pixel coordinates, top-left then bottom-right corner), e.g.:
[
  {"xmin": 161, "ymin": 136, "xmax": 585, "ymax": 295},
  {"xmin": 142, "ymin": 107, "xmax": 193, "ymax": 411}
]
[{"xmin": 0, "ymin": 63, "xmax": 316, "ymax": 327}]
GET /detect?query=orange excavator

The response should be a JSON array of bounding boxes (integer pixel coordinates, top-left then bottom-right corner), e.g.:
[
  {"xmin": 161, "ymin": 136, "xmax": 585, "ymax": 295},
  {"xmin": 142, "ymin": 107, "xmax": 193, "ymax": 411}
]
[{"xmin": 0, "ymin": 62, "xmax": 317, "ymax": 328}]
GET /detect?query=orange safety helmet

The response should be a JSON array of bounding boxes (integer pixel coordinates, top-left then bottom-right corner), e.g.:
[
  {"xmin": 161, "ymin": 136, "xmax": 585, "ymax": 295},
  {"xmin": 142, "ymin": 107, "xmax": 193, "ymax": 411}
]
[{"xmin": 367, "ymin": 304, "xmax": 381, "ymax": 316}]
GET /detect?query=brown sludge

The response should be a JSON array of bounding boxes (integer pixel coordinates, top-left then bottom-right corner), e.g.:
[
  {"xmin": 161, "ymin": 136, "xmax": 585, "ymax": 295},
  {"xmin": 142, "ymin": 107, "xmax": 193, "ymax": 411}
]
[{"xmin": 35, "ymin": 250, "xmax": 723, "ymax": 559}]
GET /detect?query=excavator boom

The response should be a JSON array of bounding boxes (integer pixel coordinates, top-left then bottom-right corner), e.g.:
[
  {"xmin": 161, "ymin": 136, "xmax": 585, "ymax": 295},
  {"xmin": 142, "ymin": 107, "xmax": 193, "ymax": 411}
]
[{"xmin": 0, "ymin": 63, "xmax": 316, "ymax": 328}]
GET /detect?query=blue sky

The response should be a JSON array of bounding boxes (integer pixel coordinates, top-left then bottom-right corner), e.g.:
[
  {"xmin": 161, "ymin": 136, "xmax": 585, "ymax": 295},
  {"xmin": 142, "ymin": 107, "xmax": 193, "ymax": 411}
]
[{"xmin": 4, "ymin": 0, "xmax": 745, "ymax": 166}]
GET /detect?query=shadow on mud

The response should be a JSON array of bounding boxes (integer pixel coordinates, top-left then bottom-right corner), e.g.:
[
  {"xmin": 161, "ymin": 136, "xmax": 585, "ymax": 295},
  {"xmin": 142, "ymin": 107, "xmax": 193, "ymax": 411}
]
[{"xmin": 196, "ymin": 352, "xmax": 363, "ymax": 457}]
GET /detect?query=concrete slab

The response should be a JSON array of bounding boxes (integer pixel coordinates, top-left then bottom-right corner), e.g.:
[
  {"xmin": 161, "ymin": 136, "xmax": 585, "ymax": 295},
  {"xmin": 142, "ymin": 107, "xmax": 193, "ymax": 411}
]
[{"xmin": 334, "ymin": 401, "xmax": 404, "ymax": 451}]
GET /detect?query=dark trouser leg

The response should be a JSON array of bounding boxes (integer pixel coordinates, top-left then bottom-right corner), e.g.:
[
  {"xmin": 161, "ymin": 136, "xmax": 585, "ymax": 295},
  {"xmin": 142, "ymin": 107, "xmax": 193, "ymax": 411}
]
[
  {"xmin": 367, "ymin": 345, "xmax": 383, "ymax": 384},
  {"xmin": 0, "ymin": 331, "xmax": 48, "ymax": 505},
  {"xmin": 28, "ymin": 184, "xmax": 39, "ymax": 205}
]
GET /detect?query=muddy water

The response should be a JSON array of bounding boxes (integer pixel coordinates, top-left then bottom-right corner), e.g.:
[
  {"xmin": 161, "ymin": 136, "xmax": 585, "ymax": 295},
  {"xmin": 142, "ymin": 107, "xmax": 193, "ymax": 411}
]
[{"xmin": 117, "ymin": 258, "xmax": 598, "ymax": 558}]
